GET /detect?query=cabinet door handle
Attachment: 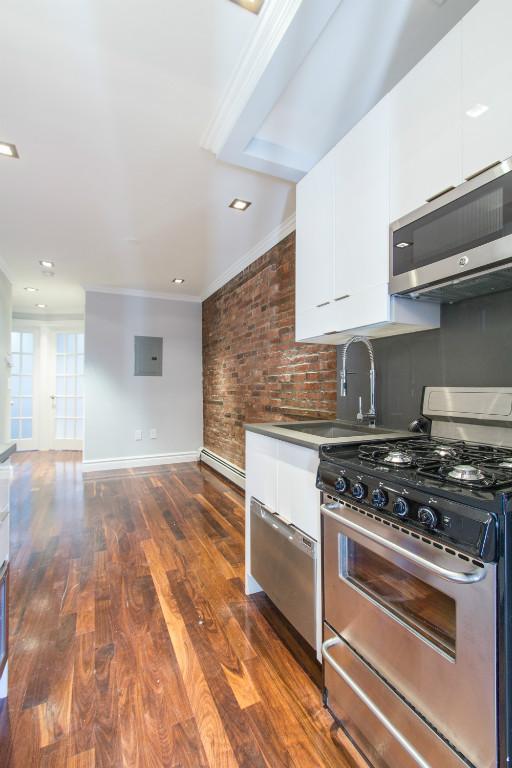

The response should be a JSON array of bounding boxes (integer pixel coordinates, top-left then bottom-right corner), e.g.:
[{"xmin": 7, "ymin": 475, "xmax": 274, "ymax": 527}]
[
  {"xmin": 316, "ymin": 301, "xmax": 331, "ymax": 308},
  {"xmin": 426, "ymin": 185, "xmax": 455, "ymax": 203},
  {"xmin": 334, "ymin": 294, "xmax": 350, "ymax": 302},
  {"xmin": 324, "ymin": 330, "xmax": 342, "ymax": 335},
  {"xmin": 465, "ymin": 160, "xmax": 501, "ymax": 182}
]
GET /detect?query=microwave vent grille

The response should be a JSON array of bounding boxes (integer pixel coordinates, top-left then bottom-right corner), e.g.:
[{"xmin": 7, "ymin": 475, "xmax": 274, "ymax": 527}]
[{"xmin": 405, "ymin": 263, "xmax": 512, "ymax": 304}]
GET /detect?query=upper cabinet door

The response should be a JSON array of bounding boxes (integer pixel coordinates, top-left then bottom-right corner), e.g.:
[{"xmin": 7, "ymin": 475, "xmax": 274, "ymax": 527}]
[
  {"xmin": 334, "ymin": 95, "xmax": 390, "ymax": 300},
  {"xmin": 389, "ymin": 25, "xmax": 463, "ymax": 222},
  {"xmin": 462, "ymin": 0, "xmax": 512, "ymax": 180},
  {"xmin": 296, "ymin": 152, "xmax": 335, "ymax": 312}
]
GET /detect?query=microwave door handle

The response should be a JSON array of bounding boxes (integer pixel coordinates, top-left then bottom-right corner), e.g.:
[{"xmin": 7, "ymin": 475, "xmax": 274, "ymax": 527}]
[
  {"xmin": 322, "ymin": 636, "xmax": 433, "ymax": 768},
  {"xmin": 321, "ymin": 503, "xmax": 487, "ymax": 584}
]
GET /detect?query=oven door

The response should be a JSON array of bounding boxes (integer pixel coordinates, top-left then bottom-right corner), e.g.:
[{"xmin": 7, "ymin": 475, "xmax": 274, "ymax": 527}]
[{"xmin": 322, "ymin": 501, "xmax": 497, "ymax": 768}]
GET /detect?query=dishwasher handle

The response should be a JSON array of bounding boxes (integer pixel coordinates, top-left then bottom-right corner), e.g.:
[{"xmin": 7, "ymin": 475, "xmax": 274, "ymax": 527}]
[{"xmin": 250, "ymin": 498, "xmax": 316, "ymax": 559}]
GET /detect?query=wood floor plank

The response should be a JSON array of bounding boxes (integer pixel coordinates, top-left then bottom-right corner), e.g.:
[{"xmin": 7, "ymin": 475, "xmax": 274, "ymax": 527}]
[
  {"xmin": 142, "ymin": 538, "xmax": 238, "ymax": 768},
  {"xmin": 4, "ymin": 452, "xmax": 367, "ymax": 768}
]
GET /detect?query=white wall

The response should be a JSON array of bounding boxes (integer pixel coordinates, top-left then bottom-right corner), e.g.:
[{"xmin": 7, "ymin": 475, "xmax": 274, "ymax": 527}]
[
  {"xmin": 0, "ymin": 269, "xmax": 12, "ymax": 443},
  {"xmin": 83, "ymin": 291, "xmax": 202, "ymax": 467}
]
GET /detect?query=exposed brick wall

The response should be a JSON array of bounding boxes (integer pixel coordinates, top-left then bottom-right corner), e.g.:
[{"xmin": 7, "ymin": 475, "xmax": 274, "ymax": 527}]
[{"xmin": 202, "ymin": 232, "xmax": 337, "ymax": 469}]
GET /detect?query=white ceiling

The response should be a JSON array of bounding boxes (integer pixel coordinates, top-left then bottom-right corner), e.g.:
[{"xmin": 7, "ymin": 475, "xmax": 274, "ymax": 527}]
[
  {"xmin": 0, "ymin": 0, "xmax": 295, "ymax": 313},
  {"xmin": 1, "ymin": 0, "xmax": 479, "ymax": 314}
]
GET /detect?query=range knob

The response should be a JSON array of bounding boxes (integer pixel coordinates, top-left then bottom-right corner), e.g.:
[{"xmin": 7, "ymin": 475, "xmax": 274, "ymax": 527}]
[
  {"xmin": 352, "ymin": 482, "xmax": 367, "ymax": 500},
  {"xmin": 418, "ymin": 506, "xmax": 438, "ymax": 530},
  {"xmin": 334, "ymin": 476, "xmax": 349, "ymax": 494},
  {"xmin": 371, "ymin": 488, "xmax": 388, "ymax": 509},
  {"xmin": 393, "ymin": 496, "xmax": 409, "ymax": 518}
]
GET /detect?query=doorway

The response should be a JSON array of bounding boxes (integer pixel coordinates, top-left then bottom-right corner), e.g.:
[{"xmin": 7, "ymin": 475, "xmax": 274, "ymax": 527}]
[{"xmin": 10, "ymin": 323, "xmax": 84, "ymax": 452}]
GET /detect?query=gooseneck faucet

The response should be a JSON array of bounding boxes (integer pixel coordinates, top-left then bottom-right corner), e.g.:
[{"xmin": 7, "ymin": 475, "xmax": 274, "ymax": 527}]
[{"xmin": 340, "ymin": 336, "xmax": 376, "ymax": 427}]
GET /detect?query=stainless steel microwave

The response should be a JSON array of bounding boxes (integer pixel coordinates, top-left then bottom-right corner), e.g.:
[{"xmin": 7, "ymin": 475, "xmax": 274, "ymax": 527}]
[{"xmin": 389, "ymin": 157, "xmax": 512, "ymax": 303}]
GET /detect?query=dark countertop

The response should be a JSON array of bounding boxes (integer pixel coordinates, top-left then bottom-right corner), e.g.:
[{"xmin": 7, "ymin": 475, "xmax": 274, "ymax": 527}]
[
  {"xmin": 244, "ymin": 420, "xmax": 411, "ymax": 450},
  {"xmin": 0, "ymin": 442, "xmax": 16, "ymax": 464}
]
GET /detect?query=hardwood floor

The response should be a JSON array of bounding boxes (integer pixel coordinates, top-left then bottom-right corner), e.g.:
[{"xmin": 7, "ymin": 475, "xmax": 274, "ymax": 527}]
[{"xmin": 0, "ymin": 452, "xmax": 365, "ymax": 768}]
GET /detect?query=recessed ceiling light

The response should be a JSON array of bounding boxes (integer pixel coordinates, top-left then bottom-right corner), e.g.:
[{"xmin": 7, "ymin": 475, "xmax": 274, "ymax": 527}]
[
  {"xmin": 229, "ymin": 198, "xmax": 252, "ymax": 211},
  {"xmin": 39, "ymin": 260, "xmax": 55, "ymax": 269},
  {"xmin": 466, "ymin": 103, "xmax": 489, "ymax": 119},
  {"xmin": 396, "ymin": 241, "xmax": 413, "ymax": 248},
  {"xmin": 35, "ymin": 303, "xmax": 47, "ymax": 309},
  {"xmin": 0, "ymin": 141, "xmax": 19, "ymax": 158},
  {"xmin": 172, "ymin": 278, "xmax": 185, "ymax": 285},
  {"xmin": 228, "ymin": 0, "xmax": 264, "ymax": 14},
  {"xmin": 41, "ymin": 270, "xmax": 55, "ymax": 277},
  {"xmin": 24, "ymin": 286, "xmax": 38, "ymax": 293}
]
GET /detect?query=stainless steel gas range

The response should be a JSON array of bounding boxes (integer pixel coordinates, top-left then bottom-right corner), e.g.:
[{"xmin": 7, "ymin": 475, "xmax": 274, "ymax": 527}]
[{"xmin": 317, "ymin": 387, "xmax": 512, "ymax": 768}]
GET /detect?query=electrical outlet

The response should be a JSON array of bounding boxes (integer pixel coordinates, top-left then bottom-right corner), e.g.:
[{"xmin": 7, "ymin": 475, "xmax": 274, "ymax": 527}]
[
  {"xmin": 135, "ymin": 429, "xmax": 142, "ymax": 441},
  {"xmin": 150, "ymin": 428, "xmax": 157, "ymax": 439}
]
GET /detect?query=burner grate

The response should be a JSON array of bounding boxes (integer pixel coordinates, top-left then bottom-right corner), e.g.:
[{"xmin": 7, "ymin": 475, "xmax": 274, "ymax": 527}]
[{"xmin": 356, "ymin": 438, "xmax": 512, "ymax": 490}]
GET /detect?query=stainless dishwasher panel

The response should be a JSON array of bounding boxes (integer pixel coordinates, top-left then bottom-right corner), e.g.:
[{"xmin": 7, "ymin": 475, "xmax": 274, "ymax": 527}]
[{"xmin": 250, "ymin": 497, "xmax": 316, "ymax": 648}]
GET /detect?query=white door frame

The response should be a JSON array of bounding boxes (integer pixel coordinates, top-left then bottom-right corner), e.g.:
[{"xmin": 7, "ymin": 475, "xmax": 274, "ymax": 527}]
[{"xmin": 12, "ymin": 319, "xmax": 84, "ymax": 451}]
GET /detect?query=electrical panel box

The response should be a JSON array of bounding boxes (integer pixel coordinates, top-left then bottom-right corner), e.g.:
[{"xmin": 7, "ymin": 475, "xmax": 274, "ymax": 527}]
[{"xmin": 134, "ymin": 336, "xmax": 163, "ymax": 376}]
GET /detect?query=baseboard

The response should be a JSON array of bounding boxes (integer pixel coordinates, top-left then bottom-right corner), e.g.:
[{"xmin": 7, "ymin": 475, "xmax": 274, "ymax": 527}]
[
  {"xmin": 82, "ymin": 450, "xmax": 200, "ymax": 474},
  {"xmin": 200, "ymin": 448, "xmax": 245, "ymax": 490}
]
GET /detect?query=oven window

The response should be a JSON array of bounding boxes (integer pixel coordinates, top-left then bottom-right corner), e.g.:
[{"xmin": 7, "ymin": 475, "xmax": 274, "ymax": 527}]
[{"xmin": 345, "ymin": 540, "xmax": 456, "ymax": 658}]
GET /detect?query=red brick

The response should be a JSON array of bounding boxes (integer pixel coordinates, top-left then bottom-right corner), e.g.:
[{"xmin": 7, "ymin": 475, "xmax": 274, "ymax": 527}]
[{"xmin": 202, "ymin": 232, "xmax": 337, "ymax": 468}]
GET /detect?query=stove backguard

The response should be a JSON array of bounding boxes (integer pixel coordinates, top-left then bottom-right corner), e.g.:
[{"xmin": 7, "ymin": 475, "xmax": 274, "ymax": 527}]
[{"xmin": 422, "ymin": 387, "xmax": 512, "ymax": 447}]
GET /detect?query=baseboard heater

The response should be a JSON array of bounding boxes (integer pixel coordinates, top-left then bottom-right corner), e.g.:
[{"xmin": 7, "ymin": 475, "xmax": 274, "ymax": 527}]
[{"xmin": 200, "ymin": 448, "xmax": 245, "ymax": 490}]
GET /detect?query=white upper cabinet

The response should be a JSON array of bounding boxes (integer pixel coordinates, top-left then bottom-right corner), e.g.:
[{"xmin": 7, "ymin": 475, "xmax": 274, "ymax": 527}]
[
  {"xmin": 389, "ymin": 25, "xmax": 463, "ymax": 223},
  {"xmin": 295, "ymin": 93, "xmax": 440, "ymax": 344},
  {"xmin": 334, "ymin": 96, "xmax": 390, "ymax": 299},
  {"xmin": 296, "ymin": 151, "xmax": 335, "ymax": 313},
  {"xmin": 461, "ymin": 0, "xmax": 512, "ymax": 180}
]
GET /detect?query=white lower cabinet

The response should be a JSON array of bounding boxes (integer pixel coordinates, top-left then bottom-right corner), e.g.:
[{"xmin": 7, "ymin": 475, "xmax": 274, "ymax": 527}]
[{"xmin": 245, "ymin": 431, "xmax": 323, "ymax": 659}]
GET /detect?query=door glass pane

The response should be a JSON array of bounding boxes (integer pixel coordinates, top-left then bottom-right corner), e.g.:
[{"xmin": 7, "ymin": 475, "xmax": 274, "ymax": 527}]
[
  {"xmin": 345, "ymin": 540, "xmax": 456, "ymax": 658},
  {"xmin": 21, "ymin": 420, "xmax": 32, "ymax": 439},
  {"xmin": 21, "ymin": 354, "xmax": 33, "ymax": 374},
  {"xmin": 10, "ymin": 332, "xmax": 34, "ymax": 443},
  {"xmin": 54, "ymin": 332, "xmax": 84, "ymax": 443},
  {"xmin": 21, "ymin": 333, "xmax": 33, "ymax": 354}
]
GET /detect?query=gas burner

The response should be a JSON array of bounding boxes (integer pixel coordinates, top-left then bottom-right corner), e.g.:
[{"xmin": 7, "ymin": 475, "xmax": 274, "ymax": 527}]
[
  {"xmin": 383, "ymin": 450, "xmax": 413, "ymax": 466},
  {"xmin": 433, "ymin": 445, "xmax": 459, "ymax": 458},
  {"xmin": 448, "ymin": 464, "xmax": 485, "ymax": 482}
]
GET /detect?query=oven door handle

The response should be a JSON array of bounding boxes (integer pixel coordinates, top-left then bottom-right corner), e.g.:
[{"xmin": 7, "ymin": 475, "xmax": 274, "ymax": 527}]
[
  {"xmin": 322, "ymin": 635, "xmax": 433, "ymax": 768},
  {"xmin": 321, "ymin": 503, "xmax": 487, "ymax": 584}
]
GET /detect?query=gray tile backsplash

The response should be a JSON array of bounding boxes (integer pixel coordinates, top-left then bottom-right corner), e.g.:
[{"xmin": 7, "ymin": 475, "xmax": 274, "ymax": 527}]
[{"xmin": 336, "ymin": 289, "xmax": 512, "ymax": 430}]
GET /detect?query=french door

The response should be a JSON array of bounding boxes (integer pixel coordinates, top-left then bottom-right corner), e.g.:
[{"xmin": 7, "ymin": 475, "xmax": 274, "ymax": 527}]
[
  {"xmin": 10, "ymin": 330, "xmax": 37, "ymax": 450},
  {"xmin": 50, "ymin": 331, "xmax": 84, "ymax": 450},
  {"xmin": 10, "ymin": 325, "xmax": 84, "ymax": 452}
]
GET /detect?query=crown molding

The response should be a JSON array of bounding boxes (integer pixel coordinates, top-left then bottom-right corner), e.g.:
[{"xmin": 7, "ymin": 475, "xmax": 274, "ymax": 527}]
[
  {"xmin": 201, "ymin": 212, "xmax": 295, "ymax": 301},
  {"xmin": 84, "ymin": 285, "xmax": 201, "ymax": 303},
  {"xmin": 201, "ymin": 0, "xmax": 303, "ymax": 154}
]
